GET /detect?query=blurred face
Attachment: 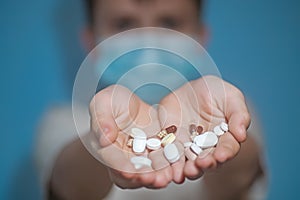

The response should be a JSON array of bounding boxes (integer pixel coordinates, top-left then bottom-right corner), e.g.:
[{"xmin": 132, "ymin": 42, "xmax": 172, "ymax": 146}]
[
  {"xmin": 84, "ymin": 0, "xmax": 207, "ymax": 104},
  {"xmin": 91, "ymin": 0, "xmax": 203, "ymax": 40}
]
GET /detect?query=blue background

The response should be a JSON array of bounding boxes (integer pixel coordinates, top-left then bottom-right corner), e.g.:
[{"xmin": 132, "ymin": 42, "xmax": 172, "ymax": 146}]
[{"xmin": 0, "ymin": 0, "xmax": 299, "ymax": 199}]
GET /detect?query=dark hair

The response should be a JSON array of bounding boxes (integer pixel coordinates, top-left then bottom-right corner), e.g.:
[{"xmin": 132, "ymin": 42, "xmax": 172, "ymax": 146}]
[{"xmin": 85, "ymin": 0, "xmax": 203, "ymax": 25}]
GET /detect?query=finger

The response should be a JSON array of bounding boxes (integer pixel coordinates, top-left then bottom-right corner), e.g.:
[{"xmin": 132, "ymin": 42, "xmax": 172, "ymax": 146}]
[
  {"xmin": 98, "ymin": 143, "xmax": 135, "ymax": 173},
  {"xmin": 171, "ymin": 142, "xmax": 185, "ymax": 184},
  {"xmin": 171, "ymin": 156, "xmax": 185, "ymax": 184},
  {"xmin": 195, "ymin": 148, "xmax": 217, "ymax": 170},
  {"xmin": 109, "ymin": 170, "xmax": 139, "ymax": 189},
  {"xmin": 100, "ymin": 143, "xmax": 158, "ymax": 189},
  {"xmin": 131, "ymin": 160, "xmax": 157, "ymax": 184},
  {"xmin": 138, "ymin": 172, "xmax": 156, "ymax": 187},
  {"xmin": 225, "ymin": 91, "xmax": 251, "ymax": 142},
  {"xmin": 110, "ymin": 169, "xmax": 135, "ymax": 184},
  {"xmin": 90, "ymin": 88, "xmax": 119, "ymax": 147},
  {"xmin": 152, "ymin": 167, "xmax": 173, "ymax": 188},
  {"xmin": 156, "ymin": 97, "xmax": 187, "ymax": 184},
  {"xmin": 149, "ymin": 148, "xmax": 170, "ymax": 171},
  {"xmin": 213, "ymin": 132, "xmax": 241, "ymax": 163},
  {"xmin": 148, "ymin": 148, "xmax": 173, "ymax": 188},
  {"xmin": 184, "ymin": 160, "xmax": 204, "ymax": 180}
]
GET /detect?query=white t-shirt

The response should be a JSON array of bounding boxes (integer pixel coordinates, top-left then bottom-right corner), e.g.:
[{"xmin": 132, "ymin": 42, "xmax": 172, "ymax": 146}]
[{"xmin": 35, "ymin": 104, "xmax": 268, "ymax": 200}]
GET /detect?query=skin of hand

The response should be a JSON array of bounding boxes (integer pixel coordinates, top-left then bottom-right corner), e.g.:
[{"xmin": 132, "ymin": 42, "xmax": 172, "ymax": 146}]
[
  {"xmin": 89, "ymin": 75, "xmax": 250, "ymax": 189},
  {"xmin": 89, "ymin": 84, "xmax": 173, "ymax": 189},
  {"xmin": 158, "ymin": 75, "xmax": 251, "ymax": 182}
]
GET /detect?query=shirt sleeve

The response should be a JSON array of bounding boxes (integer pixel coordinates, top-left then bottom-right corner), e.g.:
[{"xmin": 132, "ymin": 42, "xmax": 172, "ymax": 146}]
[
  {"xmin": 34, "ymin": 104, "xmax": 89, "ymax": 198},
  {"xmin": 246, "ymin": 102, "xmax": 269, "ymax": 200}
]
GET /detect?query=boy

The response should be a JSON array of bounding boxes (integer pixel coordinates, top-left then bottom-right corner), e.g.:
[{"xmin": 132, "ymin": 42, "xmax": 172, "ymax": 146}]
[{"xmin": 36, "ymin": 0, "xmax": 267, "ymax": 199}]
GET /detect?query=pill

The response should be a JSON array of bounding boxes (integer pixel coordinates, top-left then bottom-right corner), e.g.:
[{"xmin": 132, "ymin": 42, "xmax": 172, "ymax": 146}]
[
  {"xmin": 131, "ymin": 128, "xmax": 147, "ymax": 139},
  {"xmin": 130, "ymin": 156, "xmax": 152, "ymax": 169},
  {"xmin": 133, "ymin": 164, "xmax": 142, "ymax": 170},
  {"xmin": 126, "ymin": 138, "xmax": 134, "ymax": 147},
  {"xmin": 157, "ymin": 130, "xmax": 168, "ymax": 139},
  {"xmin": 213, "ymin": 125, "xmax": 225, "ymax": 136},
  {"xmin": 190, "ymin": 143, "xmax": 203, "ymax": 155},
  {"xmin": 184, "ymin": 141, "xmax": 193, "ymax": 148},
  {"xmin": 184, "ymin": 147, "xmax": 197, "ymax": 161},
  {"xmin": 189, "ymin": 124, "xmax": 204, "ymax": 134},
  {"xmin": 146, "ymin": 138, "xmax": 161, "ymax": 150},
  {"xmin": 197, "ymin": 125, "xmax": 204, "ymax": 134},
  {"xmin": 161, "ymin": 133, "xmax": 176, "ymax": 146},
  {"xmin": 189, "ymin": 124, "xmax": 197, "ymax": 134},
  {"xmin": 220, "ymin": 122, "xmax": 229, "ymax": 132},
  {"xmin": 164, "ymin": 143, "xmax": 180, "ymax": 163},
  {"xmin": 165, "ymin": 125, "xmax": 177, "ymax": 134},
  {"xmin": 193, "ymin": 131, "xmax": 218, "ymax": 148},
  {"xmin": 190, "ymin": 131, "xmax": 199, "ymax": 140},
  {"xmin": 132, "ymin": 138, "xmax": 147, "ymax": 153}
]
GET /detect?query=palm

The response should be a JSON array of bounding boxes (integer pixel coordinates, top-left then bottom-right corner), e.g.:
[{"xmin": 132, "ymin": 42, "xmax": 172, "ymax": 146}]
[
  {"xmin": 90, "ymin": 76, "xmax": 250, "ymax": 186},
  {"xmin": 159, "ymin": 76, "xmax": 250, "ymax": 179},
  {"xmin": 90, "ymin": 85, "xmax": 173, "ymax": 189}
]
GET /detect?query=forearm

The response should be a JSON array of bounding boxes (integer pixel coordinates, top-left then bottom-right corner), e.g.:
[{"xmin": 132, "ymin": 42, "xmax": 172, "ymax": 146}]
[
  {"xmin": 203, "ymin": 134, "xmax": 264, "ymax": 200},
  {"xmin": 48, "ymin": 138, "xmax": 113, "ymax": 200}
]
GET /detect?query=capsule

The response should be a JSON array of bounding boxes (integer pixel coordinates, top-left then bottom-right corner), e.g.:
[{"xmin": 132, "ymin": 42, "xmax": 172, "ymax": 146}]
[
  {"xmin": 189, "ymin": 124, "xmax": 197, "ymax": 134},
  {"xmin": 157, "ymin": 130, "xmax": 168, "ymax": 139},
  {"xmin": 166, "ymin": 125, "xmax": 177, "ymax": 134},
  {"xmin": 126, "ymin": 138, "xmax": 134, "ymax": 147},
  {"xmin": 197, "ymin": 125, "xmax": 204, "ymax": 134},
  {"xmin": 161, "ymin": 133, "xmax": 176, "ymax": 147}
]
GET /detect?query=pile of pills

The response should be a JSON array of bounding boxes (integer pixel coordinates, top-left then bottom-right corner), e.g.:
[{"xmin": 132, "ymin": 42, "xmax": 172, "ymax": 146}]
[
  {"xmin": 128, "ymin": 122, "xmax": 229, "ymax": 169},
  {"xmin": 128, "ymin": 125, "xmax": 179, "ymax": 169},
  {"xmin": 184, "ymin": 122, "xmax": 229, "ymax": 161}
]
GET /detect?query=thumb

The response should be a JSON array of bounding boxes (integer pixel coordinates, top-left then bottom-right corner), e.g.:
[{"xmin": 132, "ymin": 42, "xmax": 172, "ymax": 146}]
[
  {"xmin": 225, "ymin": 91, "xmax": 251, "ymax": 143},
  {"xmin": 90, "ymin": 90, "xmax": 119, "ymax": 147}
]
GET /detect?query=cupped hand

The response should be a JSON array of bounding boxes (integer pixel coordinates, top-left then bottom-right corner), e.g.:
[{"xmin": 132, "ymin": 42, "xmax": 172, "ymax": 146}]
[
  {"xmin": 158, "ymin": 75, "xmax": 251, "ymax": 181},
  {"xmin": 89, "ymin": 85, "xmax": 172, "ymax": 189}
]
